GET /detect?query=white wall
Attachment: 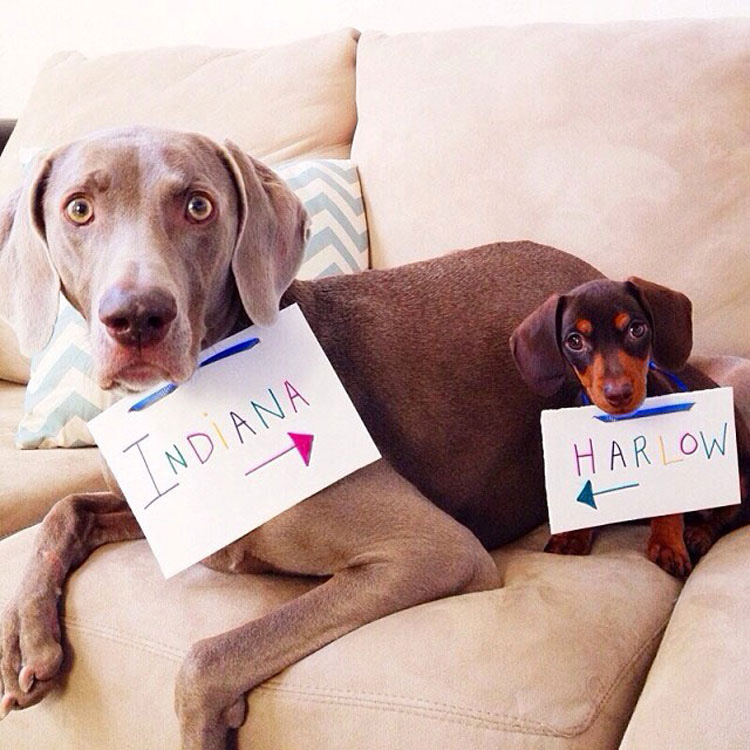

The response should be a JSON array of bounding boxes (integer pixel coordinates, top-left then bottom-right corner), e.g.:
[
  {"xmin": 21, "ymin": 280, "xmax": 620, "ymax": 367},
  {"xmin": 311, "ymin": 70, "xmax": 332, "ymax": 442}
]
[{"xmin": 1, "ymin": 0, "xmax": 749, "ymax": 117}]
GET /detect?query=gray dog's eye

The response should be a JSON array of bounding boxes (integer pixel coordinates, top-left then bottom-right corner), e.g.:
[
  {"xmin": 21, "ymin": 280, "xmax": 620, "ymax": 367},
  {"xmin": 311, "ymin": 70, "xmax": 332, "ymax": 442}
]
[
  {"xmin": 186, "ymin": 193, "xmax": 214, "ymax": 223},
  {"xmin": 65, "ymin": 197, "xmax": 94, "ymax": 225}
]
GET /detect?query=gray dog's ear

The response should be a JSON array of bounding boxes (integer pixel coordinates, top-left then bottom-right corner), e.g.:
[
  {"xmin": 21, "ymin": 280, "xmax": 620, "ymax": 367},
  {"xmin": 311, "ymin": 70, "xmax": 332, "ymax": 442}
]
[
  {"xmin": 510, "ymin": 294, "xmax": 567, "ymax": 397},
  {"xmin": 220, "ymin": 140, "xmax": 309, "ymax": 326},
  {"xmin": 0, "ymin": 155, "xmax": 60, "ymax": 355},
  {"xmin": 626, "ymin": 276, "xmax": 693, "ymax": 370}
]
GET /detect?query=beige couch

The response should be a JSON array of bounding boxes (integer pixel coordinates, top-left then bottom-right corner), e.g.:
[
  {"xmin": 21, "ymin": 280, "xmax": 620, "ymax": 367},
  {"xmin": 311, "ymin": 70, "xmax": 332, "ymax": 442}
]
[{"xmin": 1, "ymin": 20, "xmax": 750, "ymax": 749}]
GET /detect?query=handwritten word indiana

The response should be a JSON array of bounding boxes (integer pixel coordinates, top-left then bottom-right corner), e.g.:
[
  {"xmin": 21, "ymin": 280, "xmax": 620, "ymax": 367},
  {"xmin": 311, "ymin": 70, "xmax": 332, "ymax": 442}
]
[
  {"xmin": 573, "ymin": 422, "xmax": 729, "ymax": 477},
  {"xmin": 123, "ymin": 379, "xmax": 309, "ymax": 508}
]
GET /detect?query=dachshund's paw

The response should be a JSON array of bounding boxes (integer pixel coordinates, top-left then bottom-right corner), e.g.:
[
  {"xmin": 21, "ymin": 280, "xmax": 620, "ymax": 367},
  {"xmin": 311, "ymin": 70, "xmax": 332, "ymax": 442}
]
[
  {"xmin": 684, "ymin": 523, "xmax": 716, "ymax": 560},
  {"xmin": 545, "ymin": 529, "xmax": 594, "ymax": 556},
  {"xmin": 647, "ymin": 538, "xmax": 692, "ymax": 578},
  {"xmin": 0, "ymin": 593, "xmax": 63, "ymax": 719},
  {"xmin": 175, "ymin": 640, "xmax": 248, "ymax": 750}
]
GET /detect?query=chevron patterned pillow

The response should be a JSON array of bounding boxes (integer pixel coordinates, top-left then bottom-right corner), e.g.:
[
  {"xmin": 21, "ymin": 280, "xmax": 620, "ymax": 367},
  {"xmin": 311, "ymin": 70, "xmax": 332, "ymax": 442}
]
[{"xmin": 16, "ymin": 159, "xmax": 369, "ymax": 449}]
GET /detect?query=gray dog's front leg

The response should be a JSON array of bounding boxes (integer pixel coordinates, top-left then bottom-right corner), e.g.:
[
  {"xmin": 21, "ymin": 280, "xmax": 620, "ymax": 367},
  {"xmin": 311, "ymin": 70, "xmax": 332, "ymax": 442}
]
[
  {"xmin": 0, "ymin": 492, "xmax": 143, "ymax": 717},
  {"xmin": 174, "ymin": 461, "xmax": 499, "ymax": 750}
]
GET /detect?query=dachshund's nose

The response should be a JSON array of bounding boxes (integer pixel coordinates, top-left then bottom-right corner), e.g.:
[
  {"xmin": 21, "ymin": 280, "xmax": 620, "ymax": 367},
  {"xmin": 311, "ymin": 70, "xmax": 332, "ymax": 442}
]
[
  {"xmin": 603, "ymin": 380, "xmax": 634, "ymax": 408},
  {"xmin": 99, "ymin": 285, "xmax": 177, "ymax": 348}
]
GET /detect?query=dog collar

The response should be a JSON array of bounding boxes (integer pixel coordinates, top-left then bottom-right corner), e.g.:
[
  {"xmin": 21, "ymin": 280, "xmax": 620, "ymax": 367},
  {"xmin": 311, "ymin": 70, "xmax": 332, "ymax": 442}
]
[{"xmin": 647, "ymin": 360, "xmax": 689, "ymax": 393}]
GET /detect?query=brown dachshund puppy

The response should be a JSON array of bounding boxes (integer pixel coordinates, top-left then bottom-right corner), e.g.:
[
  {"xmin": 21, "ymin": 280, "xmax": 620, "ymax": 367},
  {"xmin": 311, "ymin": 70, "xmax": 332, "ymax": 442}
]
[{"xmin": 511, "ymin": 277, "xmax": 750, "ymax": 577}]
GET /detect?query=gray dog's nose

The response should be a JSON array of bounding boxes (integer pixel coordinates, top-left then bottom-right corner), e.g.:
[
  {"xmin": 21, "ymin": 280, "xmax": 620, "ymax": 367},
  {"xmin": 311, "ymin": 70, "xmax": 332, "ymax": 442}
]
[{"xmin": 98, "ymin": 285, "xmax": 177, "ymax": 348}]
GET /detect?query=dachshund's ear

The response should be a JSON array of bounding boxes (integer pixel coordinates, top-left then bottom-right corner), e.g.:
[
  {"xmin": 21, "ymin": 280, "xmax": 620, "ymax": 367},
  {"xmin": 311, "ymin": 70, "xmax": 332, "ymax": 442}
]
[
  {"xmin": 510, "ymin": 294, "xmax": 567, "ymax": 397},
  {"xmin": 0, "ymin": 153, "xmax": 60, "ymax": 355},
  {"xmin": 626, "ymin": 277, "xmax": 692, "ymax": 370},
  {"xmin": 220, "ymin": 140, "xmax": 310, "ymax": 326}
]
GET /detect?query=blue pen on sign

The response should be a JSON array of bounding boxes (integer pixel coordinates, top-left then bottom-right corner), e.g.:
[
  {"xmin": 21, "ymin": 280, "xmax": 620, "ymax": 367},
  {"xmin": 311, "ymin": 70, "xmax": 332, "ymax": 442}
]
[
  {"xmin": 593, "ymin": 401, "xmax": 695, "ymax": 423},
  {"xmin": 128, "ymin": 337, "xmax": 261, "ymax": 412},
  {"xmin": 199, "ymin": 338, "xmax": 260, "ymax": 367}
]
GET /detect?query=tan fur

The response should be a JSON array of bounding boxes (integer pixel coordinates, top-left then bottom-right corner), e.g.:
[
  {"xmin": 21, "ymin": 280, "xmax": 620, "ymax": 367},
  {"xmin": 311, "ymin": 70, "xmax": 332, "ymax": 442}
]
[
  {"xmin": 647, "ymin": 514, "xmax": 691, "ymax": 576},
  {"xmin": 575, "ymin": 318, "xmax": 592, "ymax": 335},
  {"xmin": 581, "ymin": 350, "xmax": 648, "ymax": 414},
  {"xmin": 613, "ymin": 312, "xmax": 630, "ymax": 330}
]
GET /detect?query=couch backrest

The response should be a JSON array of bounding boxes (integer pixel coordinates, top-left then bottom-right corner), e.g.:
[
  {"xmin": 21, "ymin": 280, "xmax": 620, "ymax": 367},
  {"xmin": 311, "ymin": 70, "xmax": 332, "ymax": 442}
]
[
  {"xmin": 351, "ymin": 20, "xmax": 750, "ymax": 359},
  {"xmin": 2, "ymin": 20, "xmax": 749, "ymax": 379}
]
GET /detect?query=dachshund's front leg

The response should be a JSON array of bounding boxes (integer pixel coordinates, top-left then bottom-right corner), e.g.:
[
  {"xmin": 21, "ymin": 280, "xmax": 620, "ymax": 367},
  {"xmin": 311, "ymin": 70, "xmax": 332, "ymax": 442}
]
[
  {"xmin": 647, "ymin": 514, "xmax": 691, "ymax": 577},
  {"xmin": 545, "ymin": 528, "xmax": 595, "ymax": 555}
]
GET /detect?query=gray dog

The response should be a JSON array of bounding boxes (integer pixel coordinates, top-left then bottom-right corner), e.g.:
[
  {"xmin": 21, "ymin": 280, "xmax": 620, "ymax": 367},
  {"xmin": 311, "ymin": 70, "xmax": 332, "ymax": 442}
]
[{"xmin": 0, "ymin": 126, "xmax": 600, "ymax": 749}]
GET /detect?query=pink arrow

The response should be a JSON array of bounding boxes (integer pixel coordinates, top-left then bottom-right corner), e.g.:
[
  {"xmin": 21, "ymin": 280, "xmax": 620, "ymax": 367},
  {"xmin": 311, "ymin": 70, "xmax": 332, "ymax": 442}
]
[{"xmin": 245, "ymin": 432, "xmax": 314, "ymax": 476}]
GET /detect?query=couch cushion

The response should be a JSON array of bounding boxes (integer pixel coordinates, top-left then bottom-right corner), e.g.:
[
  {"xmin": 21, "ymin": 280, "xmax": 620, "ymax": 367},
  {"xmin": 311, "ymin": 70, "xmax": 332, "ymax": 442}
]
[
  {"xmin": 620, "ymin": 527, "xmax": 750, "ymax": 749},
  {"xmin": 0, "ymin": 522, "xmax": 680, "ymax": 748},
  {"xmin": 352, "ymin": 20, "xmax": 750, "ymax": 359},
  {"xmin": 0, "ymin": 324, "xmax": 29, "ymax": 384},
  {"xmin": 0, "ymin": 29, "xmax": 359, "ymax": 382},
  {"xmin": 0, "ymin": 381, "xmax": 105, "ymax": 538},
  {"xmin": 691, "ymin": 354, "xmax": 750, "ymax": 426}
]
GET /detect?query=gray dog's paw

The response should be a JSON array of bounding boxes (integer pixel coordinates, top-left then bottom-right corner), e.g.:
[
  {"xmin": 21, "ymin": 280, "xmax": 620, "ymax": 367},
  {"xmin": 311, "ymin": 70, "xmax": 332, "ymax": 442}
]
[
  {"xmin": 175, "ymin": 640, "xmax": 248, "ymax": 750},
  {"xmin": 0, "ymin": 593, "xmax": 64, "ymax": 719}
]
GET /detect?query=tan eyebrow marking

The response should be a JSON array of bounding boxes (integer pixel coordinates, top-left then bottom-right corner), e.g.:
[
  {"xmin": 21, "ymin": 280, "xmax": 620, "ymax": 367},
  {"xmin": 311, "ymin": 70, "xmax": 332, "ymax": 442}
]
[
  {"xmin": 575, "ymin": 318, "xmax": 593, "ymax": 335},
  {"xmin": 614, "ymin": 312, "xmax": 631, "ymax": 331},
  {"xmin": 161, "ymin": 174, "xmax": 196, "ymax": 196},
  {"xmin": 67, "ymin": 170, "xmax": 112, "ymax": 196}
]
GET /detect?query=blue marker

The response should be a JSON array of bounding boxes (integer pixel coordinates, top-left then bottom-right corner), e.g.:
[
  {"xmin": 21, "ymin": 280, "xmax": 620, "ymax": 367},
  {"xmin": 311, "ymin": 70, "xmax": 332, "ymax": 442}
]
[
  {"xmin": 128, "ymin": 337, "xmax": 260, "ymax": 412},
  {"xmin": 198, "ymin": 338, "xmax": 261, "ymax": 366},
  {"xmin": 594, "ymin": 401, "xmax": 695, "ymax": 423},
  {"xmin": 128, "ymin": 382, "xmax": 179, "ymax": 412}
]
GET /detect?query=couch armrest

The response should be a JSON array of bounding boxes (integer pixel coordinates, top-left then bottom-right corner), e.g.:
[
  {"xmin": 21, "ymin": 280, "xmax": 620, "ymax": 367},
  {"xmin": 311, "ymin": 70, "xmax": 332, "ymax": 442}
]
[
  {"xmin": 0, "ymin": 119, "xmax": 16, "ymax": 155},
  {"xmin": 620, "ymin": 528, "xmax": 750, "ymax": 748}
]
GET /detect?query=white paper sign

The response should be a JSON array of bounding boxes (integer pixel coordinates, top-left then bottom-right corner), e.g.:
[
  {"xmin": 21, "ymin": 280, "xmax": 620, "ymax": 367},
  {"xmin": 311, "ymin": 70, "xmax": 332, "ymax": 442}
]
[
  {"xmin": 88, "ymin": 305, "xmax": 381, "ymax": 577},
  {"xmin": 541, "ymin": 388, "xmax": 740, "ymax": 534}
]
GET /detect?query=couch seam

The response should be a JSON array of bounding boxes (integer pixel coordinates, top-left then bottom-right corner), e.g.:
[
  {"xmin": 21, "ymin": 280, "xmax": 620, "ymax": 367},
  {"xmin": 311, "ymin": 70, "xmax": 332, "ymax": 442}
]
[
  {"xmin": 0, "ymin": 598, "xmax": 671, "ymax": 736},
  {"xmin": 253, "ymin": 687, "xmax": 564, "ymax": 736},
  {"xmin": 576, "ymin": 619, "xmax": 668, "ymax": 733},
  {"xmin": 259, "ymin": 617, "xmax": 672, "ymax": 738},
  {"xmin": 60, "ymin": 616, "xmax": 186, "ymax": 660},
  {"xmin": 0, "ymin": 524, "xmax": 34, "ymax": 543},
  {"xmin": 0, "ymin": 597, "xmax": 185, "ymax": 661}
]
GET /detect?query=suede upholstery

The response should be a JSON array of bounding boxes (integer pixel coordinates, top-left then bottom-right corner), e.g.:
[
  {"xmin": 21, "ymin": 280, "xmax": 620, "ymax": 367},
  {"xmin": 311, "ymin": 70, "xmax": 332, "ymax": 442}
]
[
  {"xmin": 0, "ymin": 20, "xmax": 749, "ymax": 749},
  {"xmin": 614, "ymin": 356, "xmax": 750, "ymax": 748},
  {"xmin": 0, "ymin": 522, "xmax": 681, "ymax": 749},
  {"xmin": 351, "ymin": 20, "xmax": 750, "ymax": 359},
  {"xmin": 621, "ymin": 528, "xmax": 750, "ymax": 749},
  {"xmin": 0, "ymin": 382, "xmax": 105, "ymax": 539}
]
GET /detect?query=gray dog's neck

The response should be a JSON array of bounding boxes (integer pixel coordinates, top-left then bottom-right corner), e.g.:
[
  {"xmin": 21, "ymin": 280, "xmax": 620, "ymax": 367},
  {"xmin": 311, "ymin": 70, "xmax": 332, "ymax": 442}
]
[
  {"xmin": 208, "ymin": 279, "xmax": 309, "ymax": 346},
  {"xmin": 205, "ymin": 288, "xmax": 252, "ymax": 348},
  {"xmin": 223, "ymin": 279, "xmax": 310, "ymax": 342}
]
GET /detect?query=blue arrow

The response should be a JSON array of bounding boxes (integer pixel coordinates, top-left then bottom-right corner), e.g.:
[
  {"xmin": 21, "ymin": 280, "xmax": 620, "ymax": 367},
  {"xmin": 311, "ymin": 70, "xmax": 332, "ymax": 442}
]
[{"xmin": 576, "ymin": 479, "xmax": 640, "ymax": 509}]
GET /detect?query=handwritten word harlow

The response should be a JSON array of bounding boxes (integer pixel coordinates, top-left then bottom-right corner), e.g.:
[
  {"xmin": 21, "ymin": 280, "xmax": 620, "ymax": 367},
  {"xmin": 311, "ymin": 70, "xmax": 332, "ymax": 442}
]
[
  {"xmin": 540, "ymin": 388, "xmax": 740, "ymax": 534},
  {"xmin": 572, "ymin": 422, "xmax": 729, "ymax": 477}
]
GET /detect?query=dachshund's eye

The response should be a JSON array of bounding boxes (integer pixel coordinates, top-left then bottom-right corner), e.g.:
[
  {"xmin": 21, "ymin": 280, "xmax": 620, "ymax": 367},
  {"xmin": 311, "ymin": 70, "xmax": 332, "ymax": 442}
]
[
  {"xmin": 565, "ymin": 333, "xmax": 585, "ymax": 351},
  {"xmin": 186, "ymin": 193, "xmax": 213, "ymax": 223},
  {"xmin": 65, "ymin": 197, "xmax": 94, "ymax": 225},
  {"xmin": 628, "ymin": 321, "xmax": 647, "ymax": 339}
]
